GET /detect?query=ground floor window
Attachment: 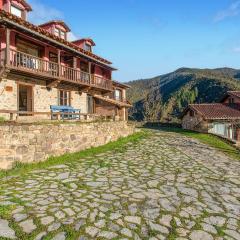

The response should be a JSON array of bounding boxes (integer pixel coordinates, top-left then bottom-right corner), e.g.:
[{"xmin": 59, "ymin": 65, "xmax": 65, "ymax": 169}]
[
  {"xmin": 210, "ymin": 122, "xmax": 237, "ymax": 141},
  {"xmin": 58, "ymin": 90, "xmax": 71, "ymax": 106}
]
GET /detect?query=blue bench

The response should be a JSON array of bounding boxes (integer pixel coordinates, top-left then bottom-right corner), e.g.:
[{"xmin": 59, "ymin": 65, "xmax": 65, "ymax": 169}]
[{"xmin": 50, "ymin": 105, "xmax": 81, "ymax": 120}]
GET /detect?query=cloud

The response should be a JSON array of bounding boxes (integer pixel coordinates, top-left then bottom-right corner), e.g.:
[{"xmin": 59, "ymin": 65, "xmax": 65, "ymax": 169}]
[
  {"xmin": 233, "ymin": 46, "xmax": 240, "ymax": 52},
  {"xmin": 214, "ymin": 1, "xmax": 240, "ymax": 22},
  {"xmin": 28, "ymin": 0, "xmax": 64, "ymax": 25},
  {"xmin": 27, "ymin": 0, "xmax": 79, "ymax": 41}
]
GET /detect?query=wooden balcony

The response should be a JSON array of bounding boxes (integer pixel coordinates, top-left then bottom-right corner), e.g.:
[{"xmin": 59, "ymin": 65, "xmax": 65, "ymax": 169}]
[{"xmin": 0, "ymin": 49, "xmax": 113, "ymax": 92}]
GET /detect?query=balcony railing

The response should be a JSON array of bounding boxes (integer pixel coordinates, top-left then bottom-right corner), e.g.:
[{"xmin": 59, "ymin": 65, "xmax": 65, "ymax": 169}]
[
  {"xmin": 0, "ymin": 49, "xmax": 113, "ymax": 91},
  {"xmin": 60, "ymin": 65, "xmax": 90, "ymax": 85},
  {"xmin": 92, "ymin": 75, "xmax": 113, "ymax": 92}
]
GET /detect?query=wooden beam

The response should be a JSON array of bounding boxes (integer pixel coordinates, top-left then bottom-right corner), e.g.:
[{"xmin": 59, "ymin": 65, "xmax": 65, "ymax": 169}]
[
  {"xmin": 47, "ymin": 79, "xmax": 61, "ymax": 88},
  {"xmin": 5, "ymin": 28, "xmax": 10, "ymax": 66},
  {"xmin": 79, "ymin": 86, "xmax": 91, "ymax": 93}
]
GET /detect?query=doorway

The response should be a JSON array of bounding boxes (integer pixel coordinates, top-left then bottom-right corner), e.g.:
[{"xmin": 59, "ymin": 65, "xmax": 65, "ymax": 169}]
[
  {"xmin": 18, "ymin": 84, "xmax": 33, "ymax": 113},
  {"xmin": 87, "ymin": 95, "xmax": 94, "ymax": 114}
]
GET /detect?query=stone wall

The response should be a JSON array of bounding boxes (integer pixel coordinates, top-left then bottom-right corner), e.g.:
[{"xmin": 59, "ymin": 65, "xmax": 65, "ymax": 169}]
[
  {"xmin": 182, "ymin": 111, "xmax": 208, "ymax": 132},
  {"xmin": 0, "ymin": 121, "xmax": 135, "ymax": 169}
]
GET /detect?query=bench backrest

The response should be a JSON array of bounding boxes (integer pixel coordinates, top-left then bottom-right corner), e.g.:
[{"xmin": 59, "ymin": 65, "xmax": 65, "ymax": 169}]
[{"xmin": 50, "ymin": 105, "xmax": 74, "ymax": 111}]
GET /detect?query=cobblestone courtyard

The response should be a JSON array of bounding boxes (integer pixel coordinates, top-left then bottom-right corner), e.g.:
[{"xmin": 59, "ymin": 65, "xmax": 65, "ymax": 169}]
[{"xmin": 0, "ymin": 129, "xmax": 240, "ymax": 240}]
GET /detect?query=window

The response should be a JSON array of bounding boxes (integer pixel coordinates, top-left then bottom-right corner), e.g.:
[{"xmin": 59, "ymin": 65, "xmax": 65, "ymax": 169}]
[
  {"xmin": 54, "ymin": 28, "xmax": 59, "ymax": 36},
  {"xmin": 229, "ymin": 98, "xmax": 234, "ymax": 104},
  {"xmin": 59, "ymin": 90, "xmax": 71, "ymax": 106},
  {"xmin": 115, "ymin": 90, "xmax": 121, "ymax": 101},
  {"xmin": 54, "ymin": 28, "xmax": 66, "ymax": 40},
  {"xmin": 49, "ymin": 52, "xmax": 58, "ymax": 63},
  {"xmin": 60, "ymin": 31, "xmax": 66, "ymax": 40},
  {"xmin": 189, "ymin": 110, "xmax": 195, "ymax": 117},
  {"xmin": 11, "ymin": 5, "xmax": 22, "ymax": 18},
  {"xmin": 84, "ymin": 43, "xmax": 91, "ymax": 52}
]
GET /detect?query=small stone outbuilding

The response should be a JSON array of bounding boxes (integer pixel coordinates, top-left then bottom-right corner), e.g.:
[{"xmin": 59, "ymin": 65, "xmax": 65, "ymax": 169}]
[{"xmin": 182, "ymin": 91, "xmax": 240, "ymax": 144}]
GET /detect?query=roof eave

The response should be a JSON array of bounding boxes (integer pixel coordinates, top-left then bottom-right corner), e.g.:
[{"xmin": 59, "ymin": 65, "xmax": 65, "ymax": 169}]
[
  {"xmin": 0, "ymin": 14, "xmax": 116, "ymax": 70},
  {"xmin": 112, "ymin": 81, "xmax": 131, "ymax": 89}
]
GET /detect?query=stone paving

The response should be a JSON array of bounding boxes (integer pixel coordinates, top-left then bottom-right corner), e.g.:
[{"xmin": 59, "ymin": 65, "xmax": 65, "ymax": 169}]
[{"xmin": 0, "ymin": 129, "xmax": 240, "ymax": 240}]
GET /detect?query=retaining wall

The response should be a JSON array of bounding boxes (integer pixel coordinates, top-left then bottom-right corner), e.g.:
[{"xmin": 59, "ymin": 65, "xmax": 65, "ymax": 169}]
[{"xmin": 0, "ymin": 121, "xmax": 135, "ymax": 169}]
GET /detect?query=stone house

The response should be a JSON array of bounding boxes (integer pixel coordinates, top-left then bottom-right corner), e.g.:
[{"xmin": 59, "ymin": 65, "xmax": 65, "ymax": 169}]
[
  {"xmin": 182, "ymin": 91, "xmax": 240, "ymax": 144},
  {"xmin": 0, "ymin": 0, "xmax": 132, "ymax": 121}
]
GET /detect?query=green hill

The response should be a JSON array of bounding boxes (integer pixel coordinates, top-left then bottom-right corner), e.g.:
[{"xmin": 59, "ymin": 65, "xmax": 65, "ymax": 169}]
[{"xmin": 126, "ymin": 67, "xmax": 240, "ymax": 122}]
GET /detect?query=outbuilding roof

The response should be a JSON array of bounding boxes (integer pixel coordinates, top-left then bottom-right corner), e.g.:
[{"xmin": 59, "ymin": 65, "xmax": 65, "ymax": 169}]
[
  {"xmin": 184, "ymin": 103, "xmax": 240, "ymax": 120},
  {"xmin": 93, "ymin": 94, "xmax": 132, "ymax": 108},
  {"xmin": 220, "ymin": 91, "xmax": 240, "ymax": 102}
]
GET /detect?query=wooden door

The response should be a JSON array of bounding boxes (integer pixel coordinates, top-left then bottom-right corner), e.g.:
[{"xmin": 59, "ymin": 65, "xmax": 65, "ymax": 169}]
[{"xmin": 18, "ymin": 85, "xmax": 33, "ymax": 113}]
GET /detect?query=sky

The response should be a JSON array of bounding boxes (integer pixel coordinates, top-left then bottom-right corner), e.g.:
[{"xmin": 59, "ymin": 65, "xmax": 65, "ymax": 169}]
[{"xmin": 27, "ymin": 0, "xmax": 240, "ymax": 82}]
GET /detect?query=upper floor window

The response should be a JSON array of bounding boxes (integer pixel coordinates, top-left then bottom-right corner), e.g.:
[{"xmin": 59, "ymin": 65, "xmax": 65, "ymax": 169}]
[
  {"xmin": 115, "ymin": 89, "xmax": 121, "ymax": 101},
  {"xmin": 84, "ymin": 43, "xmax": 92, "ymax": 52},
  {"xmin": 54, "ymin": 28, "xmax": 66, "ymax": 40},
  {"xmin": 11, "ymin": 5, "xmax": 22, "ymax": 18}
]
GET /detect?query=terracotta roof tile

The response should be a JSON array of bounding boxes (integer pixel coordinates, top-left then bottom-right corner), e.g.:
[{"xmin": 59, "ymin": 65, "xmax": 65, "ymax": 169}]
[
  {"xmin": 228, "ymin": 91, "xmax": 240, "ymax": 98},
  {"xmin": 39, "ymin": 20, "xmax": 71, "ymax": 32},
  {"xmin": 93, "ymin": 94, "xmax": 132, "ymax": 108},
  {"xmin": 0, "ymin": 10, "xmax": 112, "ymax": 65},
  {"xmin": 17, "ymin": 0, "xmax": 32, "ymax": 11},
  {"xmin": 72, "ymin": 38, "xmax": 96, "ymax": 46},
  {"xmin": 189, "ymin": 103, "xmax": 240, "ymax": 120}
]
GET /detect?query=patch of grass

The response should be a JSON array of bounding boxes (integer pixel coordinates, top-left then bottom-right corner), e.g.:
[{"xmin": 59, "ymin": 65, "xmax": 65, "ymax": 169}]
[
  {"xmin": 215, "ymin": 226, "xmax": 226, "ymax": 237},
  {"xmin": 0, "ymin": 130, "xmax": 150, "ymax": 179},
  {"xmin": 168, "ymin": 218, "xmax": 178, "ymax": 239},
  {"xmin": 0, "ymin": 205, "xmax": 15, "ymax": 218},
  {"xmin": 153, "ymin": 127, "xmax": 240, "ymax": 161},
  {"xmin": 0, "ymin": 116, "xmax": 5, "ymax": 122}
]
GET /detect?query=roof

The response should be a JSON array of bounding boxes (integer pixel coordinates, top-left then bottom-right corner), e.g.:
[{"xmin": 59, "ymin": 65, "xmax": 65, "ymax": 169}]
[
  {"xmin": 39, "ymin": 20, "xmax": 71, "ymax": 32},
  {"xmin": 93, "ymin": 95, "xmax": 132, "ymax": 108},
  {"xmin": 0, "ymin": 10, "xmax": 114, "ymax": 67},
  {"xmin": 227, "ymin": 91, "xmax": 240, "ymax": 98},
  {"xmin": 72, "ymin": 38, "xmax": 96, "ymax": 46},
  {"xmin": 112, "ymin": 81, "xmax": 131, "ymax": 89},
  {"xmin": 221, "ymin": 91, "xmax": 240, "ymax": 102},
  {"xmin": 184, "ymin": 103, "xmax": 240, "ymax": 120},
  {"xmin": 16, "ymin": 0, "xmax": 32, "ymax": 11}
]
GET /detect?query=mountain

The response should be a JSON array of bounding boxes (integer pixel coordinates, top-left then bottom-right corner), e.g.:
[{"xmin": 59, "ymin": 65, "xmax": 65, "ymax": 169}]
[{"xmin": 126, "ymin": 67, "xmax": 240, "ymax": 122}]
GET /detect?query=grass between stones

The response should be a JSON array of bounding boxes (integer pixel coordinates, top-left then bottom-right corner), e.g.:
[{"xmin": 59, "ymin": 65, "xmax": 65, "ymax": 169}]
[
  {"xmin": 149, "ymin": 127, "xmax": 240, "ymax": 161},
  {"xmin": 0, "ymin": 129, "xmax": 150, "ymax": 179},
  {"xmin": 0, "ymin": 205, "xmax": 15, "ymax": 218},
  {"xmin": 0, "ymin": 116, "xmax": 5, "ymax": 122}
]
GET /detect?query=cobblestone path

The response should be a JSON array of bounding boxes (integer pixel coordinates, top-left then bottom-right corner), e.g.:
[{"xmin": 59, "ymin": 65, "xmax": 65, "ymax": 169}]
[{"xmin": 0, "ymin": 129, "xmax": 240, "ymax": 240}]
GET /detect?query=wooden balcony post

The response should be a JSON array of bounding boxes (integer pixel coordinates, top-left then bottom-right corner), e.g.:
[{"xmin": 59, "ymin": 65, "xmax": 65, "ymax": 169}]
[
  {"xmin": 73, "ymin": 57, "xmax": 77, "ymax": 69},
  {"xmin": 88, "ymin": 62, "xmax": 92, "ymax": 84},
  {"xmin": 5, "ymin": 28, "xmax": 10, "ymax": 66},
  {"xmin": 123, "ymin": 107, "xmax": 126, "ymax": 121},
  {"xmin": 58, "ymin": 49, "xmax": 61, "ymax": 77}
]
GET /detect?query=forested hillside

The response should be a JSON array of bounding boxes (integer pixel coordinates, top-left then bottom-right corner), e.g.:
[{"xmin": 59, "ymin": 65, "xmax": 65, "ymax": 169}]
[{"xmin": 126, "ymin": 68, "xmax": 240, "ymax": 122}]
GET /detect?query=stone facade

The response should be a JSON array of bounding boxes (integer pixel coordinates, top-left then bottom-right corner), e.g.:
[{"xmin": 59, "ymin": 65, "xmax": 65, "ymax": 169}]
[
  {"xmin": 0, "ymin": 121, "xmax": 135, "ymax": 169},
  {"xmin": 0, "ymin": 75, "xmax": 88, "ymax": 120},
  {"xmin": 182, "ymin": 111, "xmax": 208, "ymax": 132}
]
